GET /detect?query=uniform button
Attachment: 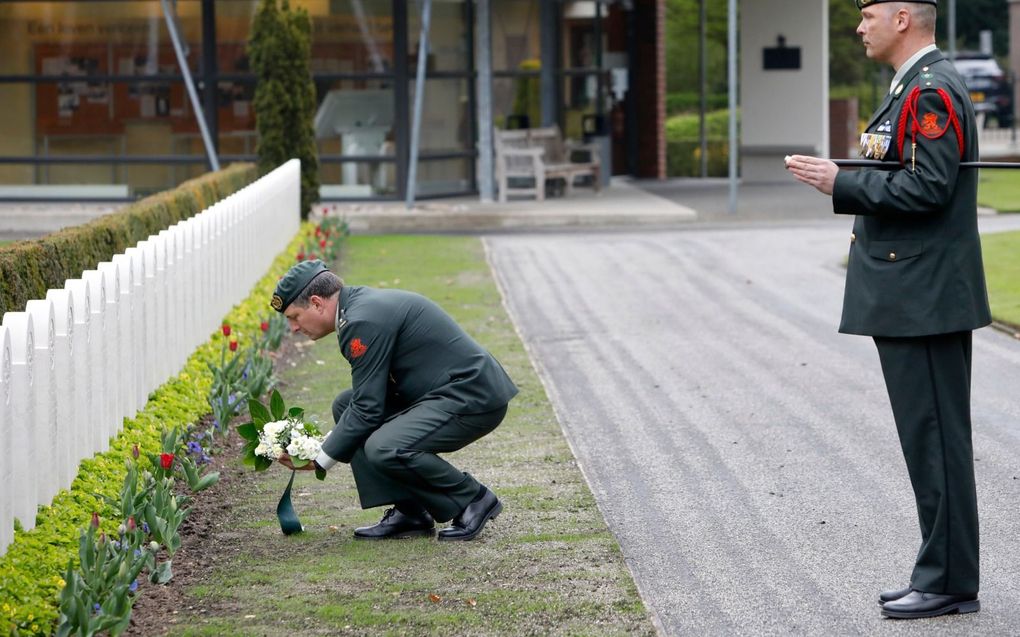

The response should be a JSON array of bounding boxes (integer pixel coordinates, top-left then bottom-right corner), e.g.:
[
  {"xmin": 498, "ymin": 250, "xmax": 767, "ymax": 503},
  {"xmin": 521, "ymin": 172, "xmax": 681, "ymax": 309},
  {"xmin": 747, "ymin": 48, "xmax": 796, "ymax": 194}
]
[
  {"xmin": 922, "ymin": 66, "xmax": 929, "ymax": 72},
  {"xmin": 850, "ymin": 233, "xmax": 857, "ymax": 243},
  {"xmin": 889, "ymin": 252, "xmax": 897, "ymax": 260}
]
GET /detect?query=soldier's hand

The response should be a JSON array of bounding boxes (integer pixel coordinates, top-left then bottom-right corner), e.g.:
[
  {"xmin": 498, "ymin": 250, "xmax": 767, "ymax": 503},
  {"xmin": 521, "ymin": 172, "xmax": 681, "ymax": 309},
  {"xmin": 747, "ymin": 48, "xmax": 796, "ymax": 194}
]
[
  {"xmin": 277, "ymin": 452, "xmax": 316, "ymax": 471},
  {"xmin": 785, "ymin": 155, "xmax": 839, "ymax": 196}
]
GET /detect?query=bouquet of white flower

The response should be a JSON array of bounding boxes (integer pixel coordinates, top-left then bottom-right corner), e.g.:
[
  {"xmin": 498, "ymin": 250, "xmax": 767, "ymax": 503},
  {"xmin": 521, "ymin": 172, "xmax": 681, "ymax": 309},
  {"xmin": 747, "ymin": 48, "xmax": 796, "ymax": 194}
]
[
  {"xmin": 238, "ymin": 390, "xmax": 327, "ymax": 535},
  {"xmin": 255, "ymin": 418, "xmax": 323, "ymax": 464},
  {"xmin": 238, "ymin": 389, "xmax": 326, "ymax": 480}
]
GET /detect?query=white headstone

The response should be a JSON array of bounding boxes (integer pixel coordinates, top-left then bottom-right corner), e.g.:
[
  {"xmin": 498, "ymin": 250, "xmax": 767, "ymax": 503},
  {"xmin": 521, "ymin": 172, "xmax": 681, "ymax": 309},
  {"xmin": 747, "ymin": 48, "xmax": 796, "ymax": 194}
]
[
  {"xmin": 24, "ymin": 299, "xmax": 58, "ymax": 505},
  {"xmin": 139, "ymin": 240, "xmax": 166, "ymax": 391},
  {"xmin": 158, "ymin": 229, "xmax": 183, "ymax": 374},
  {"xmin": 0, "ymin": 326, "xmax": 13, "ymax": 554},
  {"xmin": 1, "ymin": 312, "xmax": 37, "ymax": 531},
  {"xmin": 80, "ymin": 270, "xmax": 110, "ymax": 452},
  {"xmin": 97, "ymin": 261, "xmax": 126, "ymax": 435},
  {"xmin": 123, "ymin": 247, "xmax": 149, "ymax": 408},
  {"xmin": 111, "ymin": 254, "xmax": 140, "ymax": 415},
  {"xmin": 46, "ymin": 289, "xmax": 77, "ymax": 493},
  {"xmin": 64, "ymin": 279, "xmax": 94, "ymax": 466}
]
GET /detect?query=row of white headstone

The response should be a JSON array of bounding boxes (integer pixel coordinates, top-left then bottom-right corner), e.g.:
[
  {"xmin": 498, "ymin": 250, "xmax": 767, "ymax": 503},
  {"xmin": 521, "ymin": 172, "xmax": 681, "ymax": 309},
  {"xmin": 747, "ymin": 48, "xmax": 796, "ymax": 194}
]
[{"xmin": 0, "ymin": 159, "xmax": 300, "ymax": 557}]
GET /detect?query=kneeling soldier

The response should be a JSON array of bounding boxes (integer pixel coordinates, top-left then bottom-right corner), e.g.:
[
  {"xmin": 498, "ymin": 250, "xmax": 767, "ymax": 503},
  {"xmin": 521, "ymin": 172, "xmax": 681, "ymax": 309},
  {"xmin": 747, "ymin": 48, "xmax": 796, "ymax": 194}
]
[{"xmin": 272, "ymin": 260, "xmax": 518, "ymax": 541}]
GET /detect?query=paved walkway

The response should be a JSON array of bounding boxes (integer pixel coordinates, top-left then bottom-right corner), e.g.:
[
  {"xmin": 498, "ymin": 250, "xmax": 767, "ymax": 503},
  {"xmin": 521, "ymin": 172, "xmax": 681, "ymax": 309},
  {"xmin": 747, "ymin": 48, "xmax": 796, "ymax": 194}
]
[{"xmin": 486, "ymin": 215, "xmax": 1020, "ymax": 636}]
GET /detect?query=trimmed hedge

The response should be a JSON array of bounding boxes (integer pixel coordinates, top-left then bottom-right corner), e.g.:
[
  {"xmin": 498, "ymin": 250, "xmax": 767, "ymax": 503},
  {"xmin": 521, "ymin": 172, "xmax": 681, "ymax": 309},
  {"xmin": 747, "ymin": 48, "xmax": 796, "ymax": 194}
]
[
  {"xmin": 0, "ymin": 224, "xmax": 309, "ymax": 636},
  {"xmin": 0, "ymin": 163, "xmax": 257, "ymax": 316}
]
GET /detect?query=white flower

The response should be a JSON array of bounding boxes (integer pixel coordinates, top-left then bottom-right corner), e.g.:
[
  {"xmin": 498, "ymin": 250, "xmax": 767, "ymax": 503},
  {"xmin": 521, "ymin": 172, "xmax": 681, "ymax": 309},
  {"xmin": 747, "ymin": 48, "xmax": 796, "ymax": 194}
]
[
  {"xmin": 262, "ymin": 419, "xmax": 289, "ymax": 440},
  {"xmin": 254, "ymin": 440, "xmax": 274, "ymax": 459}
]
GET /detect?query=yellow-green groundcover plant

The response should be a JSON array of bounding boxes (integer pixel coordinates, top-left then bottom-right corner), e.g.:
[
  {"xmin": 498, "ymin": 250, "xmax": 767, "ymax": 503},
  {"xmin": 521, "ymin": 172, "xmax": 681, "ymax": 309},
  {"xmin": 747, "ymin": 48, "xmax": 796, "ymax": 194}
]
[{"xmin": 0, "ymin": 225, "xmax": 312, "ymax": 636}]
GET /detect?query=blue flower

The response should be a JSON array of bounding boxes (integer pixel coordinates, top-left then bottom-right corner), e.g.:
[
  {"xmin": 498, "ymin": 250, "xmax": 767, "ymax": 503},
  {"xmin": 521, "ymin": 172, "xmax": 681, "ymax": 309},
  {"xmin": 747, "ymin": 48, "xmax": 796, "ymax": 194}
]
[
  {"xmin": 134, "ymin": 548, "xmax": 142, "ymax": 557},
  {"xmin": 187, "ymin": 441, "xmax": 203, "ymax": 455},
  {"xmin": 142, "ymin": 522, "xmax": 150, "ymax": 534},
  {"xmin": 129, "ymin": 580, "xmax": 139, "ymax": 593},
  {"xmin": 93, "ymin": 603, "xmax": 102, "ymax": 614}
]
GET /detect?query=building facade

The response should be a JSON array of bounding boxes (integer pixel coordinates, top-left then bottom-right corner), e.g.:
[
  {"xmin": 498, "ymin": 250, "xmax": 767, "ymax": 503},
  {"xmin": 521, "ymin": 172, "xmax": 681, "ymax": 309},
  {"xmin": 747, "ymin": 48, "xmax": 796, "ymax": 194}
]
[{"xmin": 0, "ymin": 0, "xmax": 665, "ymax": 201}]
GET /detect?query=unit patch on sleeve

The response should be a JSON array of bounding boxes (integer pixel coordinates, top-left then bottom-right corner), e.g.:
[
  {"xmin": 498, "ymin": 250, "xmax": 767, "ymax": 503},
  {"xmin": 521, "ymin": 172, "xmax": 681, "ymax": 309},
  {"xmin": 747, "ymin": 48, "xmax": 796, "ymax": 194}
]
[{"xmin": 350, "ymin": 338, "xmax": 368, "ymax": 358}]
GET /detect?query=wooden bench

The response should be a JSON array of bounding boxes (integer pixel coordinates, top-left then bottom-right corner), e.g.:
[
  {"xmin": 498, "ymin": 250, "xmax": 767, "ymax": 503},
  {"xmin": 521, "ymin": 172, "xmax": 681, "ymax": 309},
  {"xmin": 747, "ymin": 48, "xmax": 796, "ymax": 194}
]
[{"xmin": 494, "ymin": 126, "xmax": 601, "ymax": 203}]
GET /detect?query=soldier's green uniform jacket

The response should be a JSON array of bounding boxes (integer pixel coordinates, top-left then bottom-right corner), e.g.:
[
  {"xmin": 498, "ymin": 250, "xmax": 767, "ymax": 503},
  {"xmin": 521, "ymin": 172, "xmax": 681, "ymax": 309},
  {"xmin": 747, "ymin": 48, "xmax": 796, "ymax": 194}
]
[
  {"xmin": 319, "ymin": 285, "xmax": 519, "ymax": 464},
  {"xmin": 833, "ymin": 49, "xmax": 991, "ymax": 337}
]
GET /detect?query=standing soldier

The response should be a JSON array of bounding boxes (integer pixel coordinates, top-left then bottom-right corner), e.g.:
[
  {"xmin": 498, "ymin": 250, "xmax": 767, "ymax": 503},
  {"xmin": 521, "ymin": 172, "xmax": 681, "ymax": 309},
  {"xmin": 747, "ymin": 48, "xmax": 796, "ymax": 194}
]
[
  {"xmin": 786, "ymin": 0, "xmax": 989, "ymax": 620},
  {"xmin": 272, "ymin": 259, "xmax": 518, "ymax": 541}
]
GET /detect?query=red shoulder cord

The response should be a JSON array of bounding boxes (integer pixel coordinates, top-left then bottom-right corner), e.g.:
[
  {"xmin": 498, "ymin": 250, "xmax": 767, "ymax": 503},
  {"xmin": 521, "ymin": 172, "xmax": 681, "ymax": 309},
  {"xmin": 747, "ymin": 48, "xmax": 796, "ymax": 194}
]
[{"xmin": 896, "ymin": 86, "xmax": 964, "ymax": 171}]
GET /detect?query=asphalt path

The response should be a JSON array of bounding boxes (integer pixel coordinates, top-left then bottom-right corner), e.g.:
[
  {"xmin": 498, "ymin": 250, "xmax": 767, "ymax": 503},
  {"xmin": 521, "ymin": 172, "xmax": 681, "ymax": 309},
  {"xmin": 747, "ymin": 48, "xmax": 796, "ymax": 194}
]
[{"xmin": 485, "ymin": 215, "xmax": 1020, "ymax": 636}]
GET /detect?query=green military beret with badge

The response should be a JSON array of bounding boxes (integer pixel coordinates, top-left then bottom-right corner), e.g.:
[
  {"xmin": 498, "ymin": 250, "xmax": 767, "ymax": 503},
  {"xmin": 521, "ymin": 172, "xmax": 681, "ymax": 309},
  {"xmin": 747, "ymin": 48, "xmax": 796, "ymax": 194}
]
[
  {"xmin": 856, "ymin": 0, "xmax": 935, "ymax": 8},
  {"xmin": 271, "ymin": 259, "xmax": 329, "ymax": 312}
]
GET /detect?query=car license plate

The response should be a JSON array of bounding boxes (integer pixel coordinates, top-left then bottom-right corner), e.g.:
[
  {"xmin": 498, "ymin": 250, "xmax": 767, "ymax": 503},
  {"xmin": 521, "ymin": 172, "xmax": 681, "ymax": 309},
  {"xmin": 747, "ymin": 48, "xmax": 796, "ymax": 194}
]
[{"xmin": 970, "ymin": 91, "xmax": 986, "ymax": 103}]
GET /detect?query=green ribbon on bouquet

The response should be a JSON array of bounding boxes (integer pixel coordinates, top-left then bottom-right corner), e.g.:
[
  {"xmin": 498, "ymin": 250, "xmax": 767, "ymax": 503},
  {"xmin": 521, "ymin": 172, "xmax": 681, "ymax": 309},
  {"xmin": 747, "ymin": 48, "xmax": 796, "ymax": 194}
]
[{"xmin": 276, "ymin": 470, "xmax": 304, "ymax": 535}]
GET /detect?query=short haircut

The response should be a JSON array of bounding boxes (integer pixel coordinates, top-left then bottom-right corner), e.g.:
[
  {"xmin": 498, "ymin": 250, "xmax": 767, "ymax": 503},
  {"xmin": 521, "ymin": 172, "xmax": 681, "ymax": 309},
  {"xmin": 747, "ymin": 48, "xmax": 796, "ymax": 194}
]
[
  {"xmin": 292, "ymin": 270, "xmax": 343, "ymax": 307},
  {"xmin": 892, "ymin": 2, "xmax": 936, "ymax": 34}
]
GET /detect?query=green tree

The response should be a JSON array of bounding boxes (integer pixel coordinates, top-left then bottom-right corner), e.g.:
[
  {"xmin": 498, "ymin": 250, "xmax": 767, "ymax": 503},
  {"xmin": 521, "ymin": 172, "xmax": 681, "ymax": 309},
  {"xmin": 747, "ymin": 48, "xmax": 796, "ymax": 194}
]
[
  {"xmin": 249, "ymin": 0, "xmax": 320, "ymax": 219},
  {"xmin": 665, "ymin": 0, "xmax": 729, "ymax": 96}
]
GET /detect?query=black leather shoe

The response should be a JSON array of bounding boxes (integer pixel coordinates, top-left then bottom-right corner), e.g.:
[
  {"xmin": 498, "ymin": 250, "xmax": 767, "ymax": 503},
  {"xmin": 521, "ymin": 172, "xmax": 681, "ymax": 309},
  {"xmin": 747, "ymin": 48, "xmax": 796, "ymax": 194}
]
[
  {"xmin": 881, "ymin": 590, "xmax": 980, "ymax": 619},
  {"xmin": 438, "ymin": 488, "xmax": 503, "ymax": 541},
  {"xmin": 353, "ymin": 508, "xmax": 435, "ymax": 540},
  {"xmin": 878, "ymin": 586, "xmax": 913, "ymax": 606}
]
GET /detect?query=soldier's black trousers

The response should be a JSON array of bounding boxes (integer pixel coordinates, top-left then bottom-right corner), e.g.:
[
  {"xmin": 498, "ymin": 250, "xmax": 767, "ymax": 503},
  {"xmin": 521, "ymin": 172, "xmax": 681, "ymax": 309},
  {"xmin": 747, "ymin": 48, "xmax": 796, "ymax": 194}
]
[
  {"xmin": 873, "ymin": 331, "xmax": 979, "ymax": 595},
  {"xmin": 332, "ymin": 389, "xmax": 507, "ymax": 522}
]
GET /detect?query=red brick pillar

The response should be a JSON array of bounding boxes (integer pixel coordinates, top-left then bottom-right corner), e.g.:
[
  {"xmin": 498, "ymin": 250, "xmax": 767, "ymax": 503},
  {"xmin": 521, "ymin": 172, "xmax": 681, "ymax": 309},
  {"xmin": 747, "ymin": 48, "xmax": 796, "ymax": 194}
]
[{"xmin": 633, "ymin": 0, "xmax": 666, "ymax": 179}]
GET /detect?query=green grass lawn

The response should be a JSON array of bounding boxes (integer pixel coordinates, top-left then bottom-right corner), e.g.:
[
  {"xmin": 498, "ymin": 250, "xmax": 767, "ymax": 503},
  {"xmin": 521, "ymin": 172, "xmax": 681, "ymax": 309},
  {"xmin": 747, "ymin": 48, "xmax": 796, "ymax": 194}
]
[
  {"xmin": 983, "ymin": 230, "xmax": 1020, "ymax": 327},
  {"xmin": 163, "ymin": 236, "xmax": 654, "ymax": 637},
  {"xmin": 978, "ymin": 170, "xmax": 1020, "ymax": 213}
]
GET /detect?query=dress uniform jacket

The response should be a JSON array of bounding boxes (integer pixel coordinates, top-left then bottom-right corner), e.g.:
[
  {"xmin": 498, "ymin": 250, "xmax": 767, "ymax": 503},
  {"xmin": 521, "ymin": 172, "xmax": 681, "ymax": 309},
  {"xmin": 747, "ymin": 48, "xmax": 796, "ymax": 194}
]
[
  {"xmin": 832, "ymin": 49, "xmax": 991, "ymax": 337},
  {"xmin": 319, "ymin": 285, "xmax": 519, "ymax": 465}
]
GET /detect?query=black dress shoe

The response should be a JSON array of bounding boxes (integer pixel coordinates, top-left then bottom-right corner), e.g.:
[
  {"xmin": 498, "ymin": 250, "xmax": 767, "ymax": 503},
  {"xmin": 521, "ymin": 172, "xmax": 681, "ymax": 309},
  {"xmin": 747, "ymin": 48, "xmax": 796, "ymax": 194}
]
[
  {"xmin": 438, "ymin": 487, "xmax": 503, "ymax": 541},
  {"xmin": 881, "ymin": 590, "xmax": 980, "ymax": 619},
  {"xmin": 353, "ymin": 508, "xmax": 435, "ymax": 540},
  {"xmin": 878, "ymin": 586, "xmax": 913, "ymax": 606}
]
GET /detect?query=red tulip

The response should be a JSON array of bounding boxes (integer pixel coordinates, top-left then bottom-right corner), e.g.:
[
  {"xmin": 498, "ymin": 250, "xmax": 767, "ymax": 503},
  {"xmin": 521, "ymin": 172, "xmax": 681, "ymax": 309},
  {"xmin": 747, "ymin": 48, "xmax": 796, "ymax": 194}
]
[
  {"xmin": 296, "ymin": 252, "xmax": 305, "ymax": 262},
  {"xmin": 91, "ymin": 512, "xmax": 100, "ymax": 529},
  {"xmin": 229, "ymin": 340, "xmax": 239, "ymax": 352},
  {"xmin": 315, "ymin": 226, "xmax": 322, "ymax": 237},
  {"xmin": 319, "ymin": 239, "xmax": 327, "ymax": 248},
  {"xmin": 160, "ymin": 453, "xmax": 174, "ymax": 470},
  {"xmin": 221, "ymin": 324, "xmax": 231, "ymax": 337},
  {"xmin": 127, "ymin": 516, "xmax": 137, "ymax": 531},
  {"xmin": 260, "ymin": 321, "xmax": 270, "ymax": 332}
]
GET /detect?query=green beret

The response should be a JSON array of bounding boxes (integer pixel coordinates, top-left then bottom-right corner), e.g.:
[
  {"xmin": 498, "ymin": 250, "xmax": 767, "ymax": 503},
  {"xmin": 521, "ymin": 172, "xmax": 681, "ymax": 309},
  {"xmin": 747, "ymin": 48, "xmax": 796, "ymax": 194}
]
[
  {"xmin": 856, "ymin": 0, "xmax": 935, "ymax": 8},
  {"xmin": 271, "ymin": 260, "xmax": 329, "ymax": 312}
]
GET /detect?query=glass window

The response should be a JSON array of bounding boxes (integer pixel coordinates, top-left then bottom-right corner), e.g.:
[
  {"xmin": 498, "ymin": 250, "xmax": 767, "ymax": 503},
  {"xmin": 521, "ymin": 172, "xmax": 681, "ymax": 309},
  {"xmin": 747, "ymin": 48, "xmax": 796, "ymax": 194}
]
[
  {"xmin": 408, "ymin": 0, "xmax": 469, "ymax": 73},
  {"xmin": 409, "ymin": 78, "xmax": 471, "ymax": 153},
  {"xmin": 415, "ymin": 158, "xmax": 471, "ymax": 197},
  {"xmin": 491, "ymin": 0, "xmax": 540, "ymax": 72}
]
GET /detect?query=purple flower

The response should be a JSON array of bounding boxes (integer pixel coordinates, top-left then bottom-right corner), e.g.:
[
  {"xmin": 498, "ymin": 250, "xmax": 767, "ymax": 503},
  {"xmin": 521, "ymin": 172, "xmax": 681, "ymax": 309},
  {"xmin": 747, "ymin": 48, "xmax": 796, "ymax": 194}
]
[
  {"xmin": 187, "ymin": 441, "xmax": 203, "ymax": 455},
  {"xmin": 129, "ymin": 580, "xmax": 139, "ymax": 593},
  {"xmin": 142, "ymin": 522, "xmax": 150, "ymax": 534},
  {"xmin": 93, "ymin": 603, "xmax": 101, "ymax": 614},
  {"xmin": 199, "ymin": 453, "xmax": 212, "ymax": 465}
]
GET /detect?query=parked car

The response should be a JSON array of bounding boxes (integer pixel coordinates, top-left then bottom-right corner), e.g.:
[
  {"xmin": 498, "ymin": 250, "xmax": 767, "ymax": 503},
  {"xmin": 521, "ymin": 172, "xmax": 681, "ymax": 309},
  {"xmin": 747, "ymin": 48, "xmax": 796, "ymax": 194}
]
[{"xmin": 952, "ymin": 53, "xmax": 1014, "ymax": 128}]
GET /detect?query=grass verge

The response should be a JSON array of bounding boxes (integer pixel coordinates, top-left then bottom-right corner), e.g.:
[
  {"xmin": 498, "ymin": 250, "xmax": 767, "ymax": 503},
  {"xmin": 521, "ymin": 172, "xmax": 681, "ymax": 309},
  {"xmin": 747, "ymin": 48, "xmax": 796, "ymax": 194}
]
[
  {"xmin": 978, "ymin": 169, "xmax": 1020, "ymax": 213},
  {"xmin": 161, "ymin": 235, "xmax": 655, "ymax": 637},
  {"xmin": 983, "ymin": 230, "xmax": 1020, "ymax": 327}
]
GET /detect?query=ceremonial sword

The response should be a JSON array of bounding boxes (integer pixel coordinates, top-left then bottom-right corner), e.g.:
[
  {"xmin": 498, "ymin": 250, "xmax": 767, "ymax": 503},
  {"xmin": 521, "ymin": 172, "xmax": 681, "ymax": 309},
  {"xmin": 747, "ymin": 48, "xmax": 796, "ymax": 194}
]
[{"xmin": 832, "ymin": 159, "xmax": 1020, "ymax": 170}]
